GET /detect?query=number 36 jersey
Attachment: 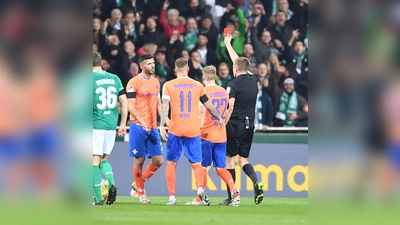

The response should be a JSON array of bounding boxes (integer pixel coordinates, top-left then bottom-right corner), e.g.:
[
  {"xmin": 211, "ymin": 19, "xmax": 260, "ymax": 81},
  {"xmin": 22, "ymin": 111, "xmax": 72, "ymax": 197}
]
[
  {"xmin": 162, "ymin": 76, "xmax": 205, "ymax": 138},
  {"xmin": 200, "ymin": 85, "xmax": 228, "ymax": 143},
  {"xmin": 93, "ymin": 71, "xmax": 123, "ymax": 130}
]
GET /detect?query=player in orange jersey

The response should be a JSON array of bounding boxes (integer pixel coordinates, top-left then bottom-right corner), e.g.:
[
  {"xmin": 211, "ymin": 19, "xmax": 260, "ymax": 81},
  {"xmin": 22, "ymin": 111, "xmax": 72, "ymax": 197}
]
[
  {"xmin": 159, "ymin": 58, "xmax": 223, "ymax": 206},
  {"xmin": 126, "ymin": 54, "xmax": 164, "ymax": 204},
  {"xmin": 185, "ymin": 65, "xmax": 240, "ymax": 206}
]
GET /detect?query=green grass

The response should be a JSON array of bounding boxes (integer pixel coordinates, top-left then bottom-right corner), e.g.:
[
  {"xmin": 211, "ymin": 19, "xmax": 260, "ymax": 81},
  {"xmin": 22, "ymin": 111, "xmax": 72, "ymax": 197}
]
[{"xmin": 93, "ymin": 196, "xmax": 308, "ymax": 224}]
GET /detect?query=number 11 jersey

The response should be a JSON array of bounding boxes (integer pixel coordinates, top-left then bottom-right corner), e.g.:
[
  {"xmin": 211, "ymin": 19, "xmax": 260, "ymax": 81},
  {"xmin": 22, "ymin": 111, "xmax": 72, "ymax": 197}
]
[
  {"xmin": 93, "ymin": 71, "xmax": 123, "ymax": 130},
  {"xmin": 162, "ymin": 76, "xmax": 205, "ymax": 138}
]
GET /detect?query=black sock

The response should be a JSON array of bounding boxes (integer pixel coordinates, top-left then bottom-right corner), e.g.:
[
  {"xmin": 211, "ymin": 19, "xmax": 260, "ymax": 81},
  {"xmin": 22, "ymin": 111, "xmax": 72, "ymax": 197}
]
[
  {"xmin": 243, "ymin": 163, "xmax": 258, "ymax": 185},
  {"xmin": 226, "ymin": 169, "xmax": 235, "ymax": 200}
]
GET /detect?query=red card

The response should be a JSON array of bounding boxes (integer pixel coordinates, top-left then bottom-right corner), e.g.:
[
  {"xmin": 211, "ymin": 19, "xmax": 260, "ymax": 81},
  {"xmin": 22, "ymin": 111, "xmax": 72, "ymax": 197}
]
[{"xmin": 223, "ymin": 28, "xmax": 231, "ymax": 35}]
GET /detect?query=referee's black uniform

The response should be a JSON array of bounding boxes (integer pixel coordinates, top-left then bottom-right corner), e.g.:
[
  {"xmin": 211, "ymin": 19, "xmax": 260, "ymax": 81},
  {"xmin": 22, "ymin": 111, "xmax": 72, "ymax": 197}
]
[
  {"xmin": 223, "ymin": 71, "xmax": 264, "ymax": 205},
  {"xmin": 226, "ymin": 72, "xmax": 258, "ymax": 158}
]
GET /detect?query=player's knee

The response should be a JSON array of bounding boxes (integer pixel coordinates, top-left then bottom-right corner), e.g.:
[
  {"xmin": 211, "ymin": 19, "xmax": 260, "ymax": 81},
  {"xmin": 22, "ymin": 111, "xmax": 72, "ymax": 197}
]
[{"xmin": 153, "ymin": 158, "xmax": 164, "ymax": 167}]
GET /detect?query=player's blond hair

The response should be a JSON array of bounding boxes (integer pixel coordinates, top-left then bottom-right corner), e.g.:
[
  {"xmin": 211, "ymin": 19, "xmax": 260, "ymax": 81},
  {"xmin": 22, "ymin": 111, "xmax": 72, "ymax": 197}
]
[
  {"xmin": 202, "ymin": 65, "xmax": 217, "ymax": 81},
  {"xmin": 175, "ymin": 57, "xmax": 188, "ymax": 70},
  {"xmin": 234, "ymin": 57, "xmax": 250, "ymax": 72}
]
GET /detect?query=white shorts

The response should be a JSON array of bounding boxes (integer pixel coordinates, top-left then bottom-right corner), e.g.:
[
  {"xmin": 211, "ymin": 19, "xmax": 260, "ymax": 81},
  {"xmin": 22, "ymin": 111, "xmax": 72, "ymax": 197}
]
[{"xmin": 93, "ymin": 129, "xmax": 116, "ymax": 156}]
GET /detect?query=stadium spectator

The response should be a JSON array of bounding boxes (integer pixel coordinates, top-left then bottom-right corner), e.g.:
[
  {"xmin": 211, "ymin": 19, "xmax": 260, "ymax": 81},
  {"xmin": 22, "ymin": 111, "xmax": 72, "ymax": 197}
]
[
  {"xmin": 159, "ymin": 0, "xmax": 186, "ymax": 39},
  {"xmin": 154, "ymin": 49, "xmax": 170, "ymax": 84},
  {"xmin": 216, "ymin": 62, "xmax": 232, "ymax": 89},
  {"xmin": 274, "ymin": 78, "xmax": 308, "ymax": 127},
  {"xmin": 181, "ymin": 49, "xmax": 190, "ymax": 60},
  {"xmin": 250, "ymin": 18, "xmax": 277, "ymax": 65},
  {"xmin": 166, "ymin": 30, "xmax": 185, "ymax": 63},
  {"xmin": 284, "ymin": 40, "xmax": 308, "ymax": 74},
  {"xmin": 137, "ymin": 17, "xmax": 168, "ymax": 49},
  {"xmin": 184, "ymin": 17, "xmax": 199, "ymax": 51},
  {"xmin": 193, "ymin": 33, "xmax": 219, "ymax": 67},
  {"xmin": 182, "ymin": 0, "xmax": 206, "ymax": 21},
  {"xmin": 217, "ymin": 7, "xmax": 246, "ymax": 68},
  {"xmin": 93, "ymin": 17, "xmax": 106, "ymax": 52},
  {"xmin": 138, "ymin": 43, "xmax": 158, "ymax": 56},
  {"xmin": 123, "ymin": 40, "xmax": 139, "ymax": 65},
  {"xmin": 123, "ymin": 10, "xmax": 139, "ymax": 43},
  {"xmin": 248, "ymin": 1, "xmax": 269, "ymax": 38},
  {"xmin": 188, "ymin": 51, "xmax": 203, "ymax": 82},
  {"xmin": 256, "ymin": 63, "xmax": 269, "ymax": 80},
  {"xmin": 102, "ymin": 8, "xmax": 124, "ymax": 37},
  {"xmin": 267, "ymin": 10, "xmax": 294, "ymax": 48},
  {"xmin": 254, "ymin": 79, "xmax": 274, "ymax": 131},
  {"xmin": 242, "ymin": 43, "xmax": 258, "ymax": 71},
  {"xmin": 129, "ymin": 61, "xmax": 139, "ymax": 78},
  {"xmin": 198, "ymin": 13, "xmax": 219, "ymax": 50}
]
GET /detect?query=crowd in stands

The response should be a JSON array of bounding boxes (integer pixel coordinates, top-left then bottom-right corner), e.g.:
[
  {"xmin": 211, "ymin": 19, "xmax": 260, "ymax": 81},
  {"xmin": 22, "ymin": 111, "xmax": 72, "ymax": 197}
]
[{"xmin": 94, "ymin": 0, "xmax": 308, "ymax": 130}]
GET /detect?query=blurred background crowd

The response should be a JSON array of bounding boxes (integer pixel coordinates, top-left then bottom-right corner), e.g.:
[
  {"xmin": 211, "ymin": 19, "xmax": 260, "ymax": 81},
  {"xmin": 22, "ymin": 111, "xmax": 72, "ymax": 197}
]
[{"xmin": 93, "ymin": 0, "xmax": 309, "ymax": 130}]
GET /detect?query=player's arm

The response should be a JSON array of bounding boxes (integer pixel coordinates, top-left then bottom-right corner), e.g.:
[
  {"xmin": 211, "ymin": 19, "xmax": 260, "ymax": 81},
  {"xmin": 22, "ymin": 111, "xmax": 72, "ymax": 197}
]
[
  {"xmin": 199, "ymin": 103, "xmax": 206, "ymax": 128},
  {"xmin": 224, "ymin": 33, "xmax": 239, "ymax": 63},
  {"xmin": 158, "ymin": 97, "xmax": 170, "ymax": 126},
  {"xmin": 159, "ymin": 98, "xmax": 170, "ymax": 141},
  {"xmin": 225, "ymin": 98, "xmax": 235, "ymax": 124},
  {"xmin": 201, "ymin": 94, "xmax": 223, "ymax": 125},
  {"xmin": 126, "ymin": 85, "xmax": 150, "ymax": 130},
  {"xmin": 118, "ymin": 91, "xmax": 128, "ymax": 136}
]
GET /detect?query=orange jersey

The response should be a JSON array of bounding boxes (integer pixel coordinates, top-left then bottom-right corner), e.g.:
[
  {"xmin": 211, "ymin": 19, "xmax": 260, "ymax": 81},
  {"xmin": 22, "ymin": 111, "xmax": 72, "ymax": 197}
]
[
  {"xmin": 200, "ymin": 85, "xmax": 228, "ymax": 143},
  {"xmin": 126, "ymin": 75, "xmax": 160, "ymax": 129},
  {"xmin": 162, "ymin": 77, "xmax": 205, "ymax": 137}
]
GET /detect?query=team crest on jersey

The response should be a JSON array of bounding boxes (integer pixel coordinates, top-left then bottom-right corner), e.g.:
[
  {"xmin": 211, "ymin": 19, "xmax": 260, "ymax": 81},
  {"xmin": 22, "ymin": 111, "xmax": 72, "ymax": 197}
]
[
  {"xmin": 226, "ymin": 87, "xmax": 231, "ymax": 94},
  {"xmin": 127, "ymin": 85, "xmax": 134, "ymax": 92}
]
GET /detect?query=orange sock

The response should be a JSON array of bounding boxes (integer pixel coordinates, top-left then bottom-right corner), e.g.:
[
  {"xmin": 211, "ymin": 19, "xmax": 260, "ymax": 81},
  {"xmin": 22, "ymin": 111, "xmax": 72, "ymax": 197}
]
[
  {"xmin": 133, "ymin": 167, "xmax": 145, "ymax": 196},
  {"xmin": 165, "ymin": 163, "xmax": 176, "ymax": 196},
  {"xmin": 142, "ymin": 162, "xmax": 159, "ymax": 181},
  {"xmin": 202, "ymin": 167, "xmax": 207, "ymax": 188},
  {"xmin": 216, "ymin": 168, "xmax": 235, "ymax": 191},
  {"xmin": 192, "ymin": 164, "xmax": 204, "ymax": 189}
]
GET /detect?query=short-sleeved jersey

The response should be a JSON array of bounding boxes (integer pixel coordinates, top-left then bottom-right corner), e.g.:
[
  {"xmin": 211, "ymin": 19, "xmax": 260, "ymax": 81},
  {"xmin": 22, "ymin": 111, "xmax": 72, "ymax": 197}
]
[
  {"xmin": 126, "ymin": 74, "xmax": 160, "ymax": 129},
  {"xmin": 93, "ymin": 71, "xmax": 123, "ymax": 130},
  {"xmin": 227, "ymin": 72, "xmax": 258, "ymax": 123},
  {"xmin": 162, "ymin": 76, "xmax": 206, "ymax": 137},
  {"xmin": 200, "ymin": 85, "xmax": 228, "ymax": 143}
]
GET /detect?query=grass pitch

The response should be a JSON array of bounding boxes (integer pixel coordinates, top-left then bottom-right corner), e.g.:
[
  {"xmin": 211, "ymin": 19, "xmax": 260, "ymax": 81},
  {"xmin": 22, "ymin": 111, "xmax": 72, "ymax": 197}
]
[{"xmin": 93, "ymin": 196, "xmax": 308, "ymax": 224}]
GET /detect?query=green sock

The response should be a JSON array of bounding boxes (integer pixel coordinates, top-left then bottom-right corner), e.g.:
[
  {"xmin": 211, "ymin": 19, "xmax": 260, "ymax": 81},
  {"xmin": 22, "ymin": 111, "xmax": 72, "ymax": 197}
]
[
  {"xmin": 93, "ymin": 166, "xmax": 102, "ymax": 202},
  {"xmin": 100, "ymin": 160, "xmax": 115, "ymax": 186}
]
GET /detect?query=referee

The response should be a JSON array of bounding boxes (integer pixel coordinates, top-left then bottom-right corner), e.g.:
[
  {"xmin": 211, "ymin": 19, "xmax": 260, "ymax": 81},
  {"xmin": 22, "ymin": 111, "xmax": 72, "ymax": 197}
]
[{"xmin": 220, "ymin": 34, "xmax": 264, "ymax": 206}]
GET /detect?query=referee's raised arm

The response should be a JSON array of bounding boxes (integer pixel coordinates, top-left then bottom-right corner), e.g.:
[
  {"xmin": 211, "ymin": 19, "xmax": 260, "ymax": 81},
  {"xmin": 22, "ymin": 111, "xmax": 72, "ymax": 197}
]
[{"xmin": 221, "ymin": 34, "xmax": 265, "ymax": 206}]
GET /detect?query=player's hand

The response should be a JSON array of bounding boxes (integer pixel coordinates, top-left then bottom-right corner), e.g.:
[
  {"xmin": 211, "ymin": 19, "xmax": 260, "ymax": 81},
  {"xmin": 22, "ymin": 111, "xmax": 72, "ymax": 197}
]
[
  {"xmin": 159, "ymin": 126, "xmax": 168, "ymax": 141},
  {"xmin": 218, "ymin": 118, "xmax": 225, "ymax": 127},
  {"xmin": 118, "ymin": 125, "xmax": 127, "ymax": 136},
  {"xmin": 140, "ymin": 120, "xmax": 151, "ymax": 132}
]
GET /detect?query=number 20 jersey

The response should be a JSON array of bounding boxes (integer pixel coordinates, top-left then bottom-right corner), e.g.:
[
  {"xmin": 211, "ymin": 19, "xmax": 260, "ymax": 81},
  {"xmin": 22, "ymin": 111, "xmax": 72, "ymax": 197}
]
[
  {"xmin": 200, "ymin": 85, "xmax": 228, "ymax": 143},
  {"xmin": 162, "ymin": 76, "xmax": 205, "ymax": 138},
  {"xmin": 93, "ymin": 71, "xmax": 123, "ymax": 130}
]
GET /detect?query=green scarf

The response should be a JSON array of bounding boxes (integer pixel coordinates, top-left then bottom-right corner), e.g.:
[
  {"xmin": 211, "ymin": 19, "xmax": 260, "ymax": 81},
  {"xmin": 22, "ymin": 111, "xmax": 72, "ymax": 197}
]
[
  {"xmin": 155, "ymin": 62, "xmax": 167, "ymax": 79},
  {"xmin": 294, "ymin": 50, "xmax": 306, "ymax": 70},
  {"xmin": 184, "ymin": 30, "xmax": 198, "ymax": 51},
  {"xmin": 276, "ymin": 91, "xmax": 298, "ymax": 126}
]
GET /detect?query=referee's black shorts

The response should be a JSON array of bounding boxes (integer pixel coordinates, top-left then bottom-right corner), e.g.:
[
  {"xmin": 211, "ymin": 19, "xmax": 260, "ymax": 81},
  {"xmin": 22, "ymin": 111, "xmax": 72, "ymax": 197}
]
[{"xmin": 226, "ymin": 120, "xmax": 255, "ymax": 158}]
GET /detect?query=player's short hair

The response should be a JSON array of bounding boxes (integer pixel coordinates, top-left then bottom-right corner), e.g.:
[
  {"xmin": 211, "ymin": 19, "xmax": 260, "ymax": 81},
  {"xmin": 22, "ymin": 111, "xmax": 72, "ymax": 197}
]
[
  {"xmin": 234, "ymin": 57, "xmax": 250, "ymax": 72},
  {"xmin": 138, "ymin": 54, "xmax": 153, "ymax": 65},
  {"xmin": 175, "ymin": 57, "xmax": 188, "ymax": 69},
  {"xmin": 202, "ymin": 65, "xmax": 217, "ymax": 81},
  {"xmin": 93, "ymin": 51, "xmax": 102, "ymax": 67}
]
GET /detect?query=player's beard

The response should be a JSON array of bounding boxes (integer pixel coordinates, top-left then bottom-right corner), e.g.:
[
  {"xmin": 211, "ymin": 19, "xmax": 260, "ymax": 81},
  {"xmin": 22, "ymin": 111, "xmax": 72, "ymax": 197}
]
[{"xmin": 144, "ymin": 68, "xmax": 155, "ymax": 76}]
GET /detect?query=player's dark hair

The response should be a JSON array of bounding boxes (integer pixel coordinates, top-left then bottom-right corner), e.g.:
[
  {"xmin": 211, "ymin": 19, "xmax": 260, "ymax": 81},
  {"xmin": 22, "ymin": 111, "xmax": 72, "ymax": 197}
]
[
  {"xmin": 138, "ymin": 54, "xmax": 153, "ymax": 65},
  {"xmin": 93, "ymin": 51, "xmax": 102, "ymax": 66}
]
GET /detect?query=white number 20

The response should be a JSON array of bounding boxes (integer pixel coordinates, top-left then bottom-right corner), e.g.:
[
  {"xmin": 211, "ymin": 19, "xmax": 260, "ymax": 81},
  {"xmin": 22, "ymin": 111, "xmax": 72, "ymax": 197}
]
[{"xmin": 96, "ymin": 86, "xmax": 117, "ymax": 110}]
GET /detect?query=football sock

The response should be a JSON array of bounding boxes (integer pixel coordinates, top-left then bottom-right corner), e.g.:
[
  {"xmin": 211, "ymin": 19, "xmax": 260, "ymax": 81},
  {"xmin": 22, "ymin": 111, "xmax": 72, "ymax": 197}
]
[
  {"xmin": 166, "ymin": 163, "xmax": 176, "ymax": 196},
  {"xmin": 216, "ymin": 168, "xmax": 235, "ymax": 191},
  {"xmin": 133, "ymin": 167, "xmax": 145, "ymax": 196},
  {"xmin": 243, "ymin": 163, "xmax": 258, "ymax": 185},
  {"xmin": 226, "ymin": 169, "xmax": 236, "ymax": 200},
  {"xmin": 192, "ymin": 164, "xmax": 204, "ymax": 189},
  {"xmin": 202, "ymin": 167, "xmax": 207, "ymax": 188},
  {"xmin": 142, "ymin": 162, "xmax": 159, "ymax": 181},
  {"xmin": 99, "ymin": 160, "xmax": 115, "ymax": 186},
  {"xmin": 93, "ymin": 166, "xmax": 102, "ymax": 202}
]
